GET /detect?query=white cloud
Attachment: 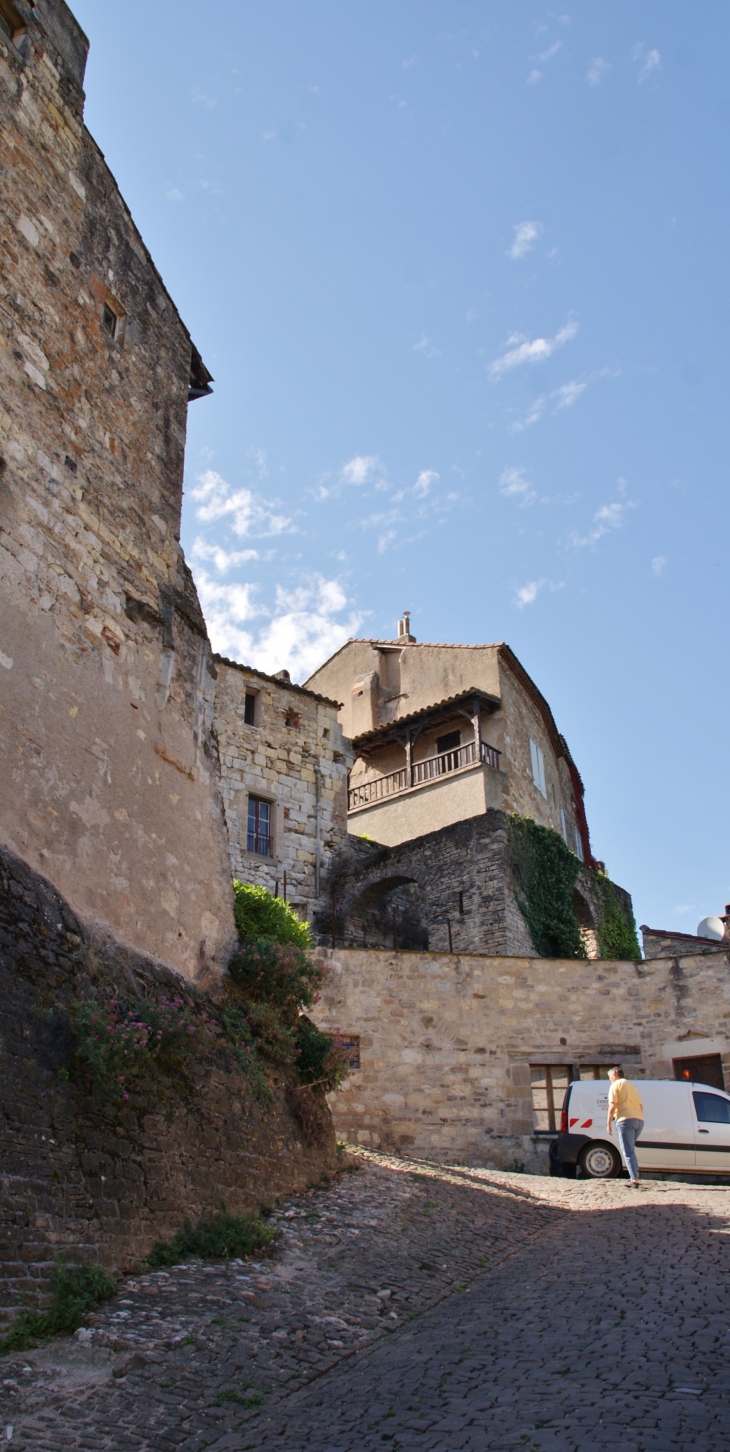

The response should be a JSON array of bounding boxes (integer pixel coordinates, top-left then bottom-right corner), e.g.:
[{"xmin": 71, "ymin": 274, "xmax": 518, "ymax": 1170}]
[
  {"xmin": 193, "ymin": 569, "xmax": 362, "ymax": 682},
  {"xmin": 527, "ymin": 69, "xmax": 543, "ymax": 85},
  {"xmin": 572, "ymin": 498, "xmax": 635, "ymax": 548},
  {"xmin": 554, "ymin": 380, "xmax": 586, "ymax": 409},
  {"xmin": 652, "ymin": 554, "xmax": 667, "ymax": 576},
  {"xmin": 500, "ymin": 466, "xmax": 537, "ymax": 506},
  {"xmin": 413, "ymin": 469, "xmax": 439, "ymax": 498},
  {"xmin": 489, "ymin": 318, "xmax": 578, "ymax": 380},
  {"xmin": 586, "ymin": 57, "xmax": 610, "ymax": 86},
  {"xmin": 191, "ymin": 469, "xmax": 292, "ymax": 537},
  {"xmin": 413, "ymin": 334, "xmax": 442, "ymax": 359},
  {"xmin": 507, "ymin": 221, "xmax": 542, "ymax": 260},
  {"xmin": 633, "ymin": 43, "xmax": 661, "ymax": 82},
  {"xmin": 191, "ymin": 538, "xmax": 258, "ymax": 573},
  {"xmin": 340, "ymin": 455, "xmax": 380, "ymax": 485},
  {"xmin": 516, "ymin": 579, "xmax": 544, "ymax": 608},
  {"xmin": 537, "ymin": 40, "xmax": 562, "ymax": 63},
  {"xmin": 166, "ymin": 188, "xmax": 184, "ymax": 202}
]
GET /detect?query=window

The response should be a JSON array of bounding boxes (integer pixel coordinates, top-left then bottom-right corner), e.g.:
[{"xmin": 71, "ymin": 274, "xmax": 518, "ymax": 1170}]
[
  {"xmin": 675, "ymin": 1053, "xmax": 725, "ymax": 1091},
  {"xmin": 339, "ymin": 1035, "xmax": 361, "ymax": 1070},
  {"xmin": 243, "ymin": 691, "xmax": 257, "ymax": 727},
  {"xmin": 574, "ymin": 826, "xmax": 584, "ymax": 862},
  {"xmin": 436, "ymin": 730, "xmax": 461, "ymax": 756},
  {"xmin": 247, "ymin": 796, "xmax": 272, "ymax": 856},
  {"xmin": 530, "ymin": 1063, "xmax": 612, "ymax": 1131},
  {"xmin": 693, "ymin": 1092, "xmax": 730, "ymax": 1125},
  {"xmin": 529, "ymin": 738, "xmax": 546, "ymax": 797},
  {"xmin": 0, "ymin": 0, "xmax": 25, "ymax": 44},
  {"xmin": 560, "ymin": 807, "xmax": 568, "ymax": 843},
  {"xmin": 102, "ymin": 302, "xmax": 118, "ymax": 338},
  {"xmin": 530, "ymin": 1065, "xmax": 571, "ymax": 1132}
]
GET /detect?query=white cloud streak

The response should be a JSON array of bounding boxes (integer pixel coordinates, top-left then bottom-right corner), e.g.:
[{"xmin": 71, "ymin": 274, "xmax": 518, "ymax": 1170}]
[
  {"xmin": 191, "ymin": 470, "xmax": 292, "ymax": 537},
  {"xmin": 572, "ymin": 498, "xmax": 636, "ymax": 548},
  {"xmin": 194, "ymin": 569, "xmax": 363, "ymax": 682},
  {"xmin": 652, "ymin": 554, "xmax": 667, "ymax": 576},
  {"xmin": 192, "ymin": 539, "xmax": 258, "ymax": 572},
  {"xmin": 586, "ymin": 57, "xmax": 610, "ymax": 86},
  {"xmin": 515, "ymin": 579, "xmax": 544, "ymax": 608},
  {"xmin": 489, "ymin": 318, "xmax": 578, "ymax": 380},
  {"xmin": 500, "ymin": 466, "xmax": 536, "ymax": 506},
  {"xmin": 507, "ymin": 221, "xmax": 542, "ymax": 260}
]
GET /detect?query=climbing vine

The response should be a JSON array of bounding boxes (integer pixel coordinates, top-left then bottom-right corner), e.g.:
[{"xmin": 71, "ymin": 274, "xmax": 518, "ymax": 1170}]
[
  {"xmin": 593, "ymin": 872, "xmax": 641, "ymax": 960},
  {"xmin": 508, "ymin": 815, "xmax": 586, "ymax": 960}
]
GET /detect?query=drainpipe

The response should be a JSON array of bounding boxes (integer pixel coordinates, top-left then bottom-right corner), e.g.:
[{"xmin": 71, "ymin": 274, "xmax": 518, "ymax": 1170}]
[{"xmin": 314, "ymin": 763, "xmax": 322, "ymax": 898}]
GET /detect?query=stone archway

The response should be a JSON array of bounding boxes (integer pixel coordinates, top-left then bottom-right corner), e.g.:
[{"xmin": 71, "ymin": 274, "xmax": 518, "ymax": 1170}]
[
  {"xmin": 572, "ymin": 887, "xmax": 599, "ymax": 960},
  {"xmin": 347, "ymin": 873, "xmax": 429, "ymax": 951}
]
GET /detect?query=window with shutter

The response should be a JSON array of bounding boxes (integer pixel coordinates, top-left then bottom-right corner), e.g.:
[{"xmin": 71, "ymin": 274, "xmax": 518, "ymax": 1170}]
[
  {"xmin": 529, "ymin": 738, "xmax": 546, "ymax": 797},
  {"xmin": 560, "ymin": 807, "xmax": 568, "ymax": 842},
  {"xmin": 574, "ymin": 826, "xmax": 584, "ymax": 861}
]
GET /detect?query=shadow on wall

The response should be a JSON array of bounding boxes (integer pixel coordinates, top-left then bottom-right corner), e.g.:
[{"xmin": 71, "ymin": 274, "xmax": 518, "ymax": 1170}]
[{"xmin": 347, "ymin": 877, "xmax": 429, "ymax": 952}]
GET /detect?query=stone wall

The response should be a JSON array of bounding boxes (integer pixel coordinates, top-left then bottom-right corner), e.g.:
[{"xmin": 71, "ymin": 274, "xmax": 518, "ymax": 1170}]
[
  {"xmin": 0, "ymin": 844, "xmax": 337, "ymax": 1325},
  {"xmin": 213, "ymin": 658, "xmax": 350, "ymax": 917},
  {"xmin": 320, "ymin": 811, "xmax": 631, "ymax": 959},
  {"xmin": 641, "ymin": 926, "xmax": 728, "ymax": 960},
  {"xmin": 0, "ymin": 0, "xmax": 235, "ymax": 977},
  {"xmin": 312, "ymin": 944, "xmax": 730, "ymax": 1172}
]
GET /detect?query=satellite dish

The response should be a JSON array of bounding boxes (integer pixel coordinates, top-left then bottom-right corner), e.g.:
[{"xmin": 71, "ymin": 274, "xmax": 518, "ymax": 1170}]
[{"xmin": 697, "ymin": 915, "xmax": 725, "ymax": 941}]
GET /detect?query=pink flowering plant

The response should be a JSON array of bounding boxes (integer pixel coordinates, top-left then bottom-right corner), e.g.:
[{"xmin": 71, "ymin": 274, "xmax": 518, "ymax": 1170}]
[{"xmin": 72, "ymin": 995, "xmax": 213, "ymax": 1102}]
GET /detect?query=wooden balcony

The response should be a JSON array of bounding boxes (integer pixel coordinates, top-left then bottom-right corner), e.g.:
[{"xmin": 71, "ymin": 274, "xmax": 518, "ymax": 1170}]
[{"xmin": 348, "ymin": 739, "xmax": 501, "ymax": 811}]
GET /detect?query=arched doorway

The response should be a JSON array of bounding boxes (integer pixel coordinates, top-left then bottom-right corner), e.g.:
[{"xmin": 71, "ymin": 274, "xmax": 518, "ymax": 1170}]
[{"xmin": 349, "ymin": 874, "xmax": 429, "ymax": 951}]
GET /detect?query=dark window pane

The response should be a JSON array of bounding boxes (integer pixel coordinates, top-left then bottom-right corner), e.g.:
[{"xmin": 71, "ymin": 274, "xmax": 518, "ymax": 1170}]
[
  {"xmin": 436, "ymin": 730, "xmax": 461, "ymax": 755},
  {"xmin": 693, "ymin": 1092, "xmax": 730, "ymax": 1124},
  {"xmin": 247, "ymin": 796, "xmax": 271, "ymax": 856},
  {"xmin": 244, "ymin": 692, "xmax": 256, "ymax": 726}
]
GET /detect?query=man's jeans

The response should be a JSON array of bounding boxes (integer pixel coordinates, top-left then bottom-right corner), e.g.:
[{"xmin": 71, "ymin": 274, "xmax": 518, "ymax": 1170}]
[{"xmin": 616, "ymin": 1117, "xmax": 644, "ymax": 1181}]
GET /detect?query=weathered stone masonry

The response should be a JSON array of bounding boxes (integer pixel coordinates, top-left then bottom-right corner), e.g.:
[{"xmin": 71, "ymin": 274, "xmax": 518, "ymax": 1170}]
[
  {"xmin": 0, "ymin": 843, "xmax": 337, "ymax": 1326},
  {"xmin": 213, "ymin": 657, "xmax": 350, "ymax": 919},
  {"xmin": 313, "ymin": 944, "xmax": 730, "ymax": 1172},
  {"xmin": 0, "ymin": 0, "xmax": 235, "ymax": 977}
]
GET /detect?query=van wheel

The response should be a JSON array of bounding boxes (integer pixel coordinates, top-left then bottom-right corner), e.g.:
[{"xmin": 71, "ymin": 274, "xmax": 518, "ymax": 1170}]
[{"xmin": 579, "ymin": 1143, "xmax": 621, "ymax": 1179}]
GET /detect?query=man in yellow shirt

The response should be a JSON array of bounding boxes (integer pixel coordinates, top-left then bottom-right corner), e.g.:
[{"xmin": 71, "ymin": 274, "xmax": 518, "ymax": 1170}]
[{"xmin": 606, "ymin": 1067, "xmax": 644, "ymax": 1186}]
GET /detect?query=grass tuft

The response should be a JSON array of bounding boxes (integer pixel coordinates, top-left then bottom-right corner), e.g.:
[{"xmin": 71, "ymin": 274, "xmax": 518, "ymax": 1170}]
[
  {"xmin": 0, "ymin": 1263, "xmax": 116, "ymax": 1353},
  {"xmin": 147, "ymin": 1211, "xmax": 276, "ymax": 1267}
]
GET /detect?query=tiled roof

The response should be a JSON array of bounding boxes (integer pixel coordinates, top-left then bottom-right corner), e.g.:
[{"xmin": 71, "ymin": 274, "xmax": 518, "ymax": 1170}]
[
  {"xmin": 213, "ymin": 655, "xmax": 342, "ymax": 708},
  {"xmin": 351, "ymin": 687, "xmax": 501, "ymax": 749}
]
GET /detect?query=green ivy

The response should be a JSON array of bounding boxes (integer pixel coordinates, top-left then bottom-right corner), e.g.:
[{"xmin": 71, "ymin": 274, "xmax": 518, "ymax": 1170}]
[
  {"xmin": 594, "ymin": 872, "xmax": 642, "ymax": 960},
  {"xmin": 508, "ymin": 815, "xmax": 586, "ymax": 960}
]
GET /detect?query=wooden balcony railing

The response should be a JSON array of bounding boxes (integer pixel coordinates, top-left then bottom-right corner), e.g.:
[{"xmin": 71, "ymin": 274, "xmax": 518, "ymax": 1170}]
[{"xmin": 348, "ymin": 739, "xmax": 501, "ymax": 811}]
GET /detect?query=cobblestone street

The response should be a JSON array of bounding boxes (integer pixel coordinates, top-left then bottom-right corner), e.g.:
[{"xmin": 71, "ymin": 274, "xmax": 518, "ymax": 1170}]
[{"xmin": 2, "ymin": 1150, "xmax": 730, "ymax": 1451}]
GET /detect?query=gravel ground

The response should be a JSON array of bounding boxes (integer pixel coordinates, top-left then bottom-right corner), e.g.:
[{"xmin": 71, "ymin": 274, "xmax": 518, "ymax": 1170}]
[{"xmin": 2, "ymin": 1150, "xmax": 730, "ymax": 1451}]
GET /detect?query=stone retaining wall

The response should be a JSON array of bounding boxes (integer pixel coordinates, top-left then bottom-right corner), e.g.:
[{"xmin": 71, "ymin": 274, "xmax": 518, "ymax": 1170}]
[
  {"xmin": 0, "ymin": 845, "xmax": 336, "ymax": 1325},
  {"xmin": 312, "ymin": 944, "xmax": 730, "ymax": 1172}
]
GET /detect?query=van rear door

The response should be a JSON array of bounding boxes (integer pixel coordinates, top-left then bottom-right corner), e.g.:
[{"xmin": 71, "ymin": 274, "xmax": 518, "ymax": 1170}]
[
  {"xmin": 635, "ymin": 1082, "xmax": 695, "ymax": 1171},
  {"xmin": 692, "ymin": 1086, "xmax": 730, "ymax": 1172}
]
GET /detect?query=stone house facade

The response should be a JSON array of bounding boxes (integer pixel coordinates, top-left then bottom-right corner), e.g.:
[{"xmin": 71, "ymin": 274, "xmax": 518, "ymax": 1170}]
[
  {"xmin": 0, "ymin": 0, "xmax": 235, "ymax": 977},
  {"xmin": 305, "ymin": 618, "xmax": 593, "ymax": 862},
  {"xmin": 213, "ymin": 656, "xmax": 351, "ymax": 920},
  {"xmin": 313, "ymin": 943, "xmax": 730, "ymax": 1171}
]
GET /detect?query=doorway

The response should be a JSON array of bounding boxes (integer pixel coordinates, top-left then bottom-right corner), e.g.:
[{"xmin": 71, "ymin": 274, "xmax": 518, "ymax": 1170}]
[{"xmin": 673, "ymin": 1053, "xmax": 725, "ymax": 1091}]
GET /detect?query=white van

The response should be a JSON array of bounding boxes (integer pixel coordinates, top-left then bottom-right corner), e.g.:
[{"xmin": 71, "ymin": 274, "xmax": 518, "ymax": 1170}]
[{"xmin": 553, "ymin": 1078, "xmax": 730, "ymax": 1178}]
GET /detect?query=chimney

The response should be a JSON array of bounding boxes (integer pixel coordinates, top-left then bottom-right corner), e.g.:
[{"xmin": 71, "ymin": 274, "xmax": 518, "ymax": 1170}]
[{"xmin": 396, "ymin": 612, "xmax": 416, "ymax": 643}]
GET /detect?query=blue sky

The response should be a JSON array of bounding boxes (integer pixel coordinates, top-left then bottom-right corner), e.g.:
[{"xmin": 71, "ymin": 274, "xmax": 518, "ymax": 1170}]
[{"xmin": 73, "ymin": 1, "xmax": 729, "ymax": 935}]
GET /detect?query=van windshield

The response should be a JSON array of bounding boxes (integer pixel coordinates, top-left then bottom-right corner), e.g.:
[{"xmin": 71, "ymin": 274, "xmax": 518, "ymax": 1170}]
[{"xmin": 693, "ymin": 1092, "xmax": 730, "ymax": 1124}]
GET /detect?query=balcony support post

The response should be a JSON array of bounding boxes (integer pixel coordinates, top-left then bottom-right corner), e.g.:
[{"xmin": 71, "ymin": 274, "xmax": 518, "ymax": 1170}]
[
  {"xmin": 471, "ymin": 696, "xmax": 482, "ymax": 756},
  {"xmin": 405, "ymin": 727, "xmax": 413, "ymax": 788}
]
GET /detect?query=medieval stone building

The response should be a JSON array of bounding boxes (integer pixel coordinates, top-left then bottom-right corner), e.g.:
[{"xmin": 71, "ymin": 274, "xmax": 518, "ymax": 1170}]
[
  {"xmin": 212, "ymin": 656, "xmax": 350, "ymax": 920},
  {"xmin": 0, "ymin": 0, "xmax": 236, "ymax": 977},
  {"xmin": 306, "ymin": 616, "xmax": 633, "ymax": 957}
]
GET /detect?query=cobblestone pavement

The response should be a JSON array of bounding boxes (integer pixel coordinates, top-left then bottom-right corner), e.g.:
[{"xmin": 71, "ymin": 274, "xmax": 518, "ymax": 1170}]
[{"xmin": 2, "ymin": 1152, "xmax": 730, "ymax": 1451}]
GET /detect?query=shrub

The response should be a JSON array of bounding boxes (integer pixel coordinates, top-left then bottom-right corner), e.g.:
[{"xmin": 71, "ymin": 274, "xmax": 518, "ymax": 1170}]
[
  {"xmin": 508, "ymin": 815, "xmax": 586, "ymax": 959},
  {"xmin": 295, "ymin": 1018, "xmax": 352, "ymax": 1094},
  {"xmin": 233, "ymin": 882, "xmax": 311, "ymax": 949},
  {"xmin": 227, "ymin": 938, "xmax": 325, "ymax": 1025},
  {"xmin": 72, "ymin": 994, "xmax": 213, "ymax": 1101},
  {"xmin": 0, "ymin": 1264, "xmax": 116, "ymax": 1353},
  {"xmin": 221, "ymin": 1007, "xmax": 273, "ymax": 1103},
  {"xmin": 147, "ymin": 1211, "xmax": 276, "ymax": 1267}
]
